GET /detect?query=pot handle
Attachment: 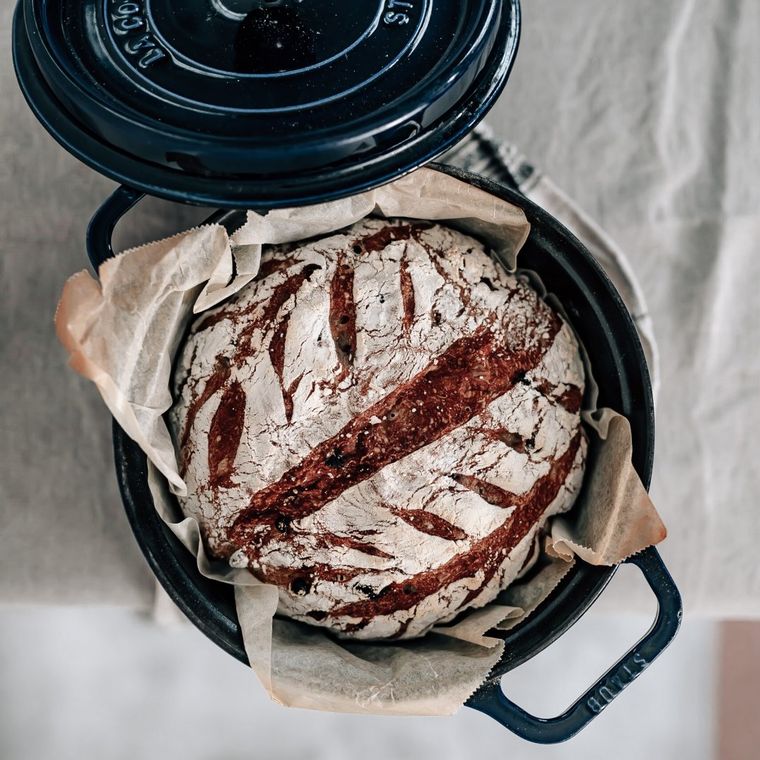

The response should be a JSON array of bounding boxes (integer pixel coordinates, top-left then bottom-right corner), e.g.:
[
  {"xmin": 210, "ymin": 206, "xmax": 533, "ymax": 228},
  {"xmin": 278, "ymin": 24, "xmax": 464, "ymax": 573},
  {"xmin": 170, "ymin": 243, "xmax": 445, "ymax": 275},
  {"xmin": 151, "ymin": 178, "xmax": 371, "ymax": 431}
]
[
  {"xmin": 86, "ymin": 185, "xmax": 145, "ymax": 269},
  {"xmin": 466, "ymin": 547, "xmax": 682, "ymax": 744}
]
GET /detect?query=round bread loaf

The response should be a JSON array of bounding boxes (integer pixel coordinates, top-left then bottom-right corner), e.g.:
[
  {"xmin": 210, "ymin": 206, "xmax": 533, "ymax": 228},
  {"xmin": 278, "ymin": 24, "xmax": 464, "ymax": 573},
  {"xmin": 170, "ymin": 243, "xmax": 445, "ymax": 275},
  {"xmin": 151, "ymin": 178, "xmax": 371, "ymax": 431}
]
[{"xmin": 169, "ymin": 217, "xmax": 587, "ymax": 640}]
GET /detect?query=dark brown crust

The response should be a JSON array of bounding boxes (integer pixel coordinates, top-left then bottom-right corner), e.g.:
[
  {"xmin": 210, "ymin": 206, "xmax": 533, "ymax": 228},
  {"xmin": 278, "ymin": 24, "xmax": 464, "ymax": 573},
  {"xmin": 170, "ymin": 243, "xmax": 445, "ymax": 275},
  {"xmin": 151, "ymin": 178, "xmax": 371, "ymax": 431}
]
[
  {"xmin": 179, "ymin": 358, "xmax": 231, "ymax": 476},
  {"xmin": 236, "ymin": 264, "xmax": 321, "ymax": 361},
  {"xmin": 259, "ymin": 264, "xmax": 322, "ymax": 328},
  {"xmin": 251, "ymin": 562, "xmax": 384, "ymax": 591},
  {"xmin": 228, "ymin": 318, "xmax": 562, "ymax": 548},
  {"xmin": 518, "ymin": 532, "xmax": 542, "ymax": 575},
  {"xmin": 207, "ymin": 380, "xmax": 247, "ymax": 489},
  {"xmin": 557, "ymin": 386, "xmax": 583, "ymax": 414},
  {"xmin": 257, "ymin": 256, "xmax": 302, "ymax": 281},
  {"xmin": 535, "ymin": 379, "xmax": 583, "ymax": 414},
  {"xmin": 329, "ymin": 254, "xmax": 357, "ymax": 375},
  {"xmin": 318, "ymin": 532, "xmax": 394, "ymax": 560},
  {"xmin": 451, "ymin": 473, "xmax": 519, "ymax": 508},
  {"xmin": 399, "ymin": 251, "xmax": 416, "ymax": 335},
  {"xmin": 184, "ymin": 258, "xmax": 326, "ymax": 471},
  {"xmin": 194, "ymin": 309, "xmax": 232, "ymax": 335},
  {"xmin": 355, "ymin": 222, "xmax": 431, "ymax": 253},
  {"xmin": 477, "ymin": 427, "xmax": 531, "ymax": 453},
  {"xmin": 268, "ymin": 313, "xmax": 302, "ymax": 423},
  {"xmin": 194, "ymin": 256, "xmax": 303, "ymax": 334},
  {"xmin": 327, "ymin": 431, "xmax": 583, "ymax": 625},
  {"xmin": 390, "ymin": 508, "xmax": 468, "ymax": 542},
  {"xmin": 284, "ymin": 374, "xmax": 304, "ymax": 423},
  {"xmin": 389, "ymin": 617, "xmax": 414, "ymax": 640}
]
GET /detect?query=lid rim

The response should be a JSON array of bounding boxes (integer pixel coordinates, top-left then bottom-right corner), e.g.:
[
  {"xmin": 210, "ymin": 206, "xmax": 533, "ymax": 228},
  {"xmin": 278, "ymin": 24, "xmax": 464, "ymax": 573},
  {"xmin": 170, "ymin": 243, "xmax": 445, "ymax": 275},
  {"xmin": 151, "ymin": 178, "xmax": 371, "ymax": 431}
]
[{"xmin": 14, "ymin": 0, "xmax": 521, "ymax": 208}]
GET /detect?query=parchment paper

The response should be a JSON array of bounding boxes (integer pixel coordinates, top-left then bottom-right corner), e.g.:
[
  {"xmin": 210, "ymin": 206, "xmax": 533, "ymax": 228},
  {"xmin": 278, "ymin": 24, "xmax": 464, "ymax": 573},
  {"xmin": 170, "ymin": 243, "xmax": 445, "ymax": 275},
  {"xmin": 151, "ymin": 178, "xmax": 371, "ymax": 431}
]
[{"xmin": 56, "ymin": 167, "xmax": 666, "ymax": 716}]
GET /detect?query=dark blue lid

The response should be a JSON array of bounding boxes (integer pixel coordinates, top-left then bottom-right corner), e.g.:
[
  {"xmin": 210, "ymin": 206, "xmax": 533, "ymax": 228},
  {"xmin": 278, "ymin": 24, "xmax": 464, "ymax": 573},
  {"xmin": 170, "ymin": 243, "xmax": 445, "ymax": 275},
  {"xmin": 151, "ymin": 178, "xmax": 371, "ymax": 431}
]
[{"xmin": 13, "ymin": 0, "xmax": 520, "ymax": 208}]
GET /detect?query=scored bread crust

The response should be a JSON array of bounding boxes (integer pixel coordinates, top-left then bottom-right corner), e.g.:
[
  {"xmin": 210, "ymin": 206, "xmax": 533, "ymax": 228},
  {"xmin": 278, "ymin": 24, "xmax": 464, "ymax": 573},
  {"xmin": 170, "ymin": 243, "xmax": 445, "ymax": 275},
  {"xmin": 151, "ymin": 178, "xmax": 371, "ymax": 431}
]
[{"xmin": 169, "ymin": 218, "xmax": 587, "ymax": 640}]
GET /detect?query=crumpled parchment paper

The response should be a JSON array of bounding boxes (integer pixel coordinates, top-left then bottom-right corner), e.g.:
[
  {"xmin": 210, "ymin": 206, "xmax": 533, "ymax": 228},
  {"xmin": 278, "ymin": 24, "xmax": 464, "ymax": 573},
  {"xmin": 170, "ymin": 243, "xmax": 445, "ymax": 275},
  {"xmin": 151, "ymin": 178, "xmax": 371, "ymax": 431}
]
[{"xmin": 56, "ymin": 167, "xmax": 666, "ymax": 716}]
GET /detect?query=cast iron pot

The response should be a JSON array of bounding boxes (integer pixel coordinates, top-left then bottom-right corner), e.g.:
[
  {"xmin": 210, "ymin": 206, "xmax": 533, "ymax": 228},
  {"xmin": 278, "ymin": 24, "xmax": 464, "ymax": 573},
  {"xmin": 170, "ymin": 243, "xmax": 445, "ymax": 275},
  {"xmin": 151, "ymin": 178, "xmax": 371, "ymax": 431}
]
[
  {"xmin": 85, "ymin": 164, "xmax": 682, "ymax": 745},
  {"xmin": 12, "ymin": 0, "xmax": 521, "ymax": 208}
]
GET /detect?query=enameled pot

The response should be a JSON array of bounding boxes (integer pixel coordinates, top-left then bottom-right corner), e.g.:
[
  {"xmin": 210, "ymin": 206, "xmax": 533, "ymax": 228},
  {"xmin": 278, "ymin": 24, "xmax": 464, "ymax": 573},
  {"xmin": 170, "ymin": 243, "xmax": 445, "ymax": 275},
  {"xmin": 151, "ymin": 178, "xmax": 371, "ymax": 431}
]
[{"xmin": 87, "ymin": 164, "xmax": 682, "ymax": 745}]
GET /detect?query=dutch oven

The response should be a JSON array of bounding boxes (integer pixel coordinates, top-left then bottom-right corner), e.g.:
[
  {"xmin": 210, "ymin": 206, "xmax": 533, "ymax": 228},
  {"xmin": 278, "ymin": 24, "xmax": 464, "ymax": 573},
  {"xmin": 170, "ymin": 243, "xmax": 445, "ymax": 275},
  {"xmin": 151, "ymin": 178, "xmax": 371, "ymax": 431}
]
[{"xmin": 12, "ymin": 0, "xmax": 681, "ymax": 744}]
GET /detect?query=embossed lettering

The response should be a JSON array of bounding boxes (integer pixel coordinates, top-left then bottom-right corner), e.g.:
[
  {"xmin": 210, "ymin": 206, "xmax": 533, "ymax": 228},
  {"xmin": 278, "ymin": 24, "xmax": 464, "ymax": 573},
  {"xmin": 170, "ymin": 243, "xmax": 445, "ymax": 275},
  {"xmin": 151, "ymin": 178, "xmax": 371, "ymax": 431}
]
[
  {"xmin": 113, "ymin": 15, "xmax": 143, "ymax": 33},
  {"xmin": 598, "ymin": 686, "xmax": 615, "ymax": 702},
  {"xmin": 585, "ymin": 652, "xmax": 650, "ymax": 714},
  {"xmin": 110, "ymin": 1, "xmax": 167, "ymax": 69},
  {"xmin": 384, "ymin": 0, "xmax": 414, "ymax": 26},
  {"xmin": 587, "ymin": 697, "xmax": 603, "ymax": 714},
  {"xmin": 608, "ymin": 674, "xmax": 625, "ymax": 691},
  {"xmin": 138, "ymin": 47, "xmax": 167, "ymax": 69},
  {"xmin": 125, "ymin": 33, "xmax": 157, "ymax": 54},
  {"xmin": 633, "ymin": 652, "xmax": 647, "ymax": 668},
  {"xmin": 384, "ymin": 12, "xmax": 409, "ymax": 25}
]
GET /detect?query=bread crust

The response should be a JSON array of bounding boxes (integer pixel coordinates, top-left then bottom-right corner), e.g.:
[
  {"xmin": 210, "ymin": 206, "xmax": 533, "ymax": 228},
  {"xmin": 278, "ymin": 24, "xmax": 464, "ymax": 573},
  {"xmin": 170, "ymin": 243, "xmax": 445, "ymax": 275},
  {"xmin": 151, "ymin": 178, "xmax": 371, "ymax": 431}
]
[{"xmin": 169, "ymin": 218, "xmax": 587, "ymax": 639}]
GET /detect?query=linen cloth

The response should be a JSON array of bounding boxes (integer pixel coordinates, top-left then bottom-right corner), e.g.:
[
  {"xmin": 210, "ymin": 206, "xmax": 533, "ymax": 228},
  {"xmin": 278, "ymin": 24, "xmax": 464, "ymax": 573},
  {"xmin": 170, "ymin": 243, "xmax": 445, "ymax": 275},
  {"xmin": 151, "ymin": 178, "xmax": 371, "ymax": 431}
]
[{"xmin": 1, "ymin": 0, "xmax": 758, "ymax": 616}]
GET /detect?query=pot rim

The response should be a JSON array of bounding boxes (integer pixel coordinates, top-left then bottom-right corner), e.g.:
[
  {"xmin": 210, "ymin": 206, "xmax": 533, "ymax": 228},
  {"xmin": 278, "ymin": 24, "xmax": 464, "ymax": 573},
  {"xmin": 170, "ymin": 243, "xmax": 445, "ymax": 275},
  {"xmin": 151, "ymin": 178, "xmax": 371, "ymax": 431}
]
[{"xmin": 109, "ymin": 163, "xmax": 655, "ymax": 677}]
